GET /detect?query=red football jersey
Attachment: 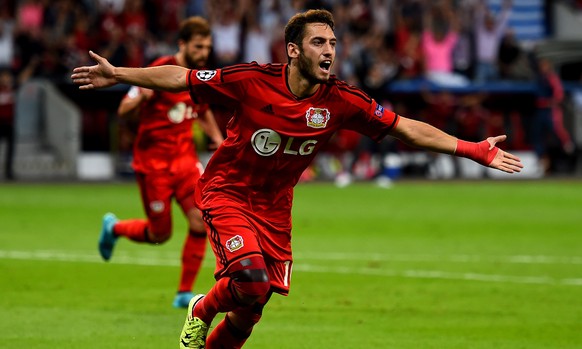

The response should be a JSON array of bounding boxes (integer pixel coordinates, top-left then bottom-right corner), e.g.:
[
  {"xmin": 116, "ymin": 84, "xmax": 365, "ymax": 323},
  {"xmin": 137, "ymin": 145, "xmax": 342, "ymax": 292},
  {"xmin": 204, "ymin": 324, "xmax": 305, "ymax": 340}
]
[
  {"xmin": 130, "ymin": 56, "xmax": 208, "ymax": 173},
  {"xmin": 187, "ymin": 63, "xmax": 399, "ymax": 221}
]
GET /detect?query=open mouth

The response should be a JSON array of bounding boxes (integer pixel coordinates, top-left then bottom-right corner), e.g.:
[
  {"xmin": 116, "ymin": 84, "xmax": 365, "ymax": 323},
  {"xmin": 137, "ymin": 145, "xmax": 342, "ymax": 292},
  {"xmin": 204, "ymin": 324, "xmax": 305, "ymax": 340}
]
[{"xmin": 319, "ymin": 60, "xmax": 332, "ymax": 73}]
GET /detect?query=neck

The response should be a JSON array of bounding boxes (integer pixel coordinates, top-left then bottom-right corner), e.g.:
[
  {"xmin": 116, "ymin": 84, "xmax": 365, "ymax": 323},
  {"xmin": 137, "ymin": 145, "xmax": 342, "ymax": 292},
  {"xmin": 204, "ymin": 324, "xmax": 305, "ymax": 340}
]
[
  {"xmin": 287, "ymin": 65, "xmax": 320, "ymax": 98},
  {"xmin": 175, "ymin": 52, "xmax": 186, "ymax": 68}
]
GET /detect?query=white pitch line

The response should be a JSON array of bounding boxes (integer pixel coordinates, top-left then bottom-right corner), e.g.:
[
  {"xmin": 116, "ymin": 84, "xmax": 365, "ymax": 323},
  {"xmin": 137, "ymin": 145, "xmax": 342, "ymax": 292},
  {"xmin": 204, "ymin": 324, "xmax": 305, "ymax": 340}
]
[
  {"xmin": 0, "ymin": 250, "xmax": 180, "ymax": 266},
  {"xmin": 1, "ymin": 249, "xmax": 581, "ymax": 287},
  {"xmin": 294, "ymin": 252, "xmax": 582, "ymax": 265},
  {"xmin": 292, "ymin": 264, "xmax": 566, "ymax": 286},
  {"xmin": 3, "ymin": 249, "xmax": 582, "ymax": 265}
]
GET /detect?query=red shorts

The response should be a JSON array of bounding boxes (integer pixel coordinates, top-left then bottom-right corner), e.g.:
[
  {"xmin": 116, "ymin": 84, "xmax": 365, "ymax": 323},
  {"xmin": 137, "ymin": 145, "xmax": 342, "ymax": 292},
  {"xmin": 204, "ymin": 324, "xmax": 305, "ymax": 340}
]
[
  {"xmin": 201, "ymin": 204, "xmax": 293, "ymax": 295},
  {"xmin": 136, "ymin": 162, "xmax": 203, "ymax": 233}
]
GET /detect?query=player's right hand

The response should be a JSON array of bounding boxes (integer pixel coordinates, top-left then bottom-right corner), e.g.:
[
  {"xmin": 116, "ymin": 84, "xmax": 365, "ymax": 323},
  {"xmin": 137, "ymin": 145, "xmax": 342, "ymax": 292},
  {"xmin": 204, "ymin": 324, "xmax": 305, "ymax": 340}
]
[{"xmin": 71, "ymin": 51, "xmax": 117, "ymax": 90}]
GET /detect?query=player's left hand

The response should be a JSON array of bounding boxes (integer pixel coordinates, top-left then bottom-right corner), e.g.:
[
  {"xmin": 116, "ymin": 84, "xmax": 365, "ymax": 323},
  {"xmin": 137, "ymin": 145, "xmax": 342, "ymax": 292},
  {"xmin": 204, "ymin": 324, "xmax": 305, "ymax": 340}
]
[
  {"xmin": 71, "ymin": 51, "xmax": 117, "ymax": 90},
  {"xmin": 486, "ymin": 135, "xmax": 523, "ymax": 173}
]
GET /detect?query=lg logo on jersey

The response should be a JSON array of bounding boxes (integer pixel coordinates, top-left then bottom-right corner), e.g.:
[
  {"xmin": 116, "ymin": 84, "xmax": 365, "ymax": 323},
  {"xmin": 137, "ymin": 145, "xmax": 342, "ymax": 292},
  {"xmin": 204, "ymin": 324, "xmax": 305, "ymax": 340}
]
[{"xmin": 251, "ymin": 129, "xmax": 317, "ymax": 157}]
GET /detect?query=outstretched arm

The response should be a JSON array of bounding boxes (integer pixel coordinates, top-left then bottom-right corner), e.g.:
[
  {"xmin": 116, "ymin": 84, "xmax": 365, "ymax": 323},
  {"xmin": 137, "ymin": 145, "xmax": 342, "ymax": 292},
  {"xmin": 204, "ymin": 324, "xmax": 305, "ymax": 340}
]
[
  {"xmin": 71, "ymin": 51, "xmax": 189, "ymax": 92},
  {"xmin": 390, "ymin": 117, "xmax": 523, "ymax": 173}
]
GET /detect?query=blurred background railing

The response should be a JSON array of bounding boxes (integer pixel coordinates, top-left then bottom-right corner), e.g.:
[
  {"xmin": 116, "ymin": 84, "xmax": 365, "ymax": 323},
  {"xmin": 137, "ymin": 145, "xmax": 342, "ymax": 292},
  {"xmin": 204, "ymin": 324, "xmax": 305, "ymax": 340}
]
[{"xmin": 1, "ymin": 0, "xmax": 581, "ymax": 182}]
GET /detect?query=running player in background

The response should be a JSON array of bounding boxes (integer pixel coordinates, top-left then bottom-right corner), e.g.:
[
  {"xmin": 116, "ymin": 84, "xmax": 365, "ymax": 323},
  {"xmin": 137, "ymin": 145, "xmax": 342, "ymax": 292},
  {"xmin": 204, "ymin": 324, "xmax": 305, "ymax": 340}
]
[
  {"xmin": 73, "ymin": 9, "xmax": 523, "ymax": 348},
  {"xmin": 98, "ymin": 16, "xmax": 224, "ymax": 309}
]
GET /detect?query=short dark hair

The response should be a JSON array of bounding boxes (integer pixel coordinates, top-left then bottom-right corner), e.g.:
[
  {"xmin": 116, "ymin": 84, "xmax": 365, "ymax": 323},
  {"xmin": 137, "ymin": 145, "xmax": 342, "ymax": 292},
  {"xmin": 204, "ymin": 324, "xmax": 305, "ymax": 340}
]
[
  {"xmin": 284, "ymin": 9, "xmax": 335, "ymax": 46},
  {"xmin": 178, "ymin": 16, "xmax": 211, "ymax": 42}
]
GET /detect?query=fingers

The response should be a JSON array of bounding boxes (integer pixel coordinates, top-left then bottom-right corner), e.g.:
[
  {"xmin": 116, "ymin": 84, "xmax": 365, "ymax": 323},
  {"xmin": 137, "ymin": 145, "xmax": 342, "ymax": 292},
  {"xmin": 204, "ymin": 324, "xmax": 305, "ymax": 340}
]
[
  {"xmin": 493, "ymin": 150, "xmax": 524, "ymax": 173},
  {"xmin": 71, "ymin": 66, "xmax": 96, "ymax": 80},
  {"xmin": 503, "ymin": 151, "xmax": 522, "ymax": 163},
  {"xmin": 70, "ymin": 71, "xmax": 96, "ymax": 89},
  {"xmin": 70, "ymin": 71, "xmax": 87, "ymax": 80},
  {"xmin": 70, "ymin": 74, "xmax": 89, "ymax": 83},
  {"xmin": 71, "ymin": 77, "xmax": 92, "ymax": 85},
  {"xmin": 501, "ymin": 161, "xmax": 523, "ymax": 173},
  {"xmin": 495, "ymin": 159, "xmax": 522, "ymax": 173},
  {"xmin": 497, "ymin": 165, "xmax": 517, "ymax": 174},
  {"xmin": 89, "ymin": 50, "xmax": 102, "ymax": 62},
  {"xmin": 72, "ymin": 66, "xmax": 90, "ymax": 74},
  {"xmin": 71, "ymin": 52, "xmax": 110, "ymax": 90}
]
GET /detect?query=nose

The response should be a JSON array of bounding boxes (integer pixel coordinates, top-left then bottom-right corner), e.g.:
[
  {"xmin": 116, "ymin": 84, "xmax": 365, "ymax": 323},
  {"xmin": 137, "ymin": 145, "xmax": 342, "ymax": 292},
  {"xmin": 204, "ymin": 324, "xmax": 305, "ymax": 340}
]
[{"xmin": 322, "ymin": 42, "xmax": 334, "ymax": 56}]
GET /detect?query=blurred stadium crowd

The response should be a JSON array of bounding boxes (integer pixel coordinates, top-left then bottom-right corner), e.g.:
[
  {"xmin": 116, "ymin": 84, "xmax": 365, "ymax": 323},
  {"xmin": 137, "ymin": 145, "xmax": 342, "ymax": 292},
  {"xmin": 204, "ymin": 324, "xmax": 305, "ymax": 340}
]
[
  {"xmin": 1, "ymin": 0, "xmax": 581, "ymax": 182},
  {"xmin": 2, "ymin": 0, "xmax": 575, "ymax": 84}
]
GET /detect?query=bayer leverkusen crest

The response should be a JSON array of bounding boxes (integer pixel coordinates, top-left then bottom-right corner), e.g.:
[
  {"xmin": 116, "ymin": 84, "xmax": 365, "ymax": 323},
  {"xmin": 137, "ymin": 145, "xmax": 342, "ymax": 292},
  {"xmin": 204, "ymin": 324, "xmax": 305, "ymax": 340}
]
[{"xmin": 305, "ymin": 107, "xmax": 331, "ymax": 129}]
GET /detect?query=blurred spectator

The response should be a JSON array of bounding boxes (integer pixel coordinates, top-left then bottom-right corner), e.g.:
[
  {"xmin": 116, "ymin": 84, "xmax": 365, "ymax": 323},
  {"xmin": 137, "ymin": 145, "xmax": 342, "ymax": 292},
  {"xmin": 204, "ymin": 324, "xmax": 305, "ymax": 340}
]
[
  {"xmin": 346, "ymin": 0, "xmax": 372, "ymax": 36},
  {"xmin": 154, "ymin": 0, "xmax": 187, "ymax": 36},
  {"xmin": 118, "ymin": 0, "xmax": 147, "ymax": 67},
  {"xmin": 14, "ymin": 0, "xmax": 44, "ymax": 73},
  {"xmin": 119, "ymin": 0, "xmax": 147, "ymax": 40},
  {"xmin": 186, "ymin": 0, "xmax": 207, "ymax": 17},
  {"xmin": 394, "ymin": 1, "xmax": 423, "ymax": 79},
  {"xmin": 473, "ymin": 0, "xmax": 512, "ymax": 83},
  {"xmin": 208, "ymin": 0, "xmax": 243, "ymax": 67},
  {"xmin": 97, "ymin": 0, "xmax": 120, "ymax": 42},
  {"xmin": 43, "ymin": 0, "xmax": 77, "ymax": 46},
  {"xmin": 455, "ymin": 93, "xmax": 489, "ymax": 142},
  {"xmin": 421, "ymin": 1, "xmax": 470, "ymax": 87},
  {"xmin": 353, "ymin": 28, "xmax": 397, "ymax": 86},
  {"xmin": 98, "ymin": 0, "xmax": 126, "ymax": 14},
  {"xmin": 370, "ymin": 0, "xmax": 394, "ymax": 36},
  {"xmin": 530, "ymin": 56, "xmax": 575, "ymax": 174},
  {"xmin": 452, "ymin": 0, "xmax": 474, "ymax": 78},
  {"xmin": 17, "ymin": 0, "xmax": 43, "ymax": 33},
  {"xmin": 0, "ymin": 68, "xmax": 15, "ymax": 180},
  {"xmin": 242, "ymin": 9, "xmax": 271, "ymax": 64},
  {"xmin": 100, "ymin": 24, "xmax": 128, "ymax": 67},
  {"xmin": 0, "ymin": 5, "xmax": 15, "ymax": 68},
  {"xmin": 420, "ymin": 86, "xmax": 458, "ymax": 133},
  {"xmin": 361, "ymin": 46, "xmax": 398, "ymax": 101},
  {"xmin": 497, "ymin": 29, "xmax": 532, "ymax": 80}
]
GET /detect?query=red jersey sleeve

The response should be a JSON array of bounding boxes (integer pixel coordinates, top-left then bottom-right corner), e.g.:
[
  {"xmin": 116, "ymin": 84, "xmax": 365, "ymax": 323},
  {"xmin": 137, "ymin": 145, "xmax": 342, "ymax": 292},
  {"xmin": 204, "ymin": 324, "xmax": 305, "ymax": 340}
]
[
  {"xmin": 341, "ymin": 93, "xmax": 400, "ymax": 142},
  {"xmin": 186, "ymin": 67, "xmax": 247, "ymax": 108}
]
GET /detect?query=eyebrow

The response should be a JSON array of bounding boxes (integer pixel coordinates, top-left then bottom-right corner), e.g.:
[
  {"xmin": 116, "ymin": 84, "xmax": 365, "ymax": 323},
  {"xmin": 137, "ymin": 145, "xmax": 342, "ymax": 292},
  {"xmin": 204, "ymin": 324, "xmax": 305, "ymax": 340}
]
[{"xmin": 311, "ymin": 36, "xmax": 337, "ymax": 42}]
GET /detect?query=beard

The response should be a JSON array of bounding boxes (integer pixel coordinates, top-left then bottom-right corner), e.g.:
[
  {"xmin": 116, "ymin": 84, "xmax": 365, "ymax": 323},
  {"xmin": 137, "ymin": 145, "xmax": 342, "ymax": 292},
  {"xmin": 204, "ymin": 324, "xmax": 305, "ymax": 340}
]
[
  {"xmin": 185, "ymin": 54, "xmax": 205, "ymax": 69},
  {"xmin": 297, "ymin": 50, "xmax": 328, "ymax": 84}
]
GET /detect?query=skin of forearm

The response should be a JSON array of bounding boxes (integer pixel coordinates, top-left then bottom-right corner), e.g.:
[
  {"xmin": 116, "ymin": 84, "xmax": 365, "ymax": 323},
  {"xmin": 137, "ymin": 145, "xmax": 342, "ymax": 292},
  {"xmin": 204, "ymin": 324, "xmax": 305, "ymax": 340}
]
[
  {"xmin": 113, "ymin": 66, "xmax": 188, "ymax": 92},
  {"xmin": 394, "ymin": 118, "xmax": 457, "ymax": 155}
]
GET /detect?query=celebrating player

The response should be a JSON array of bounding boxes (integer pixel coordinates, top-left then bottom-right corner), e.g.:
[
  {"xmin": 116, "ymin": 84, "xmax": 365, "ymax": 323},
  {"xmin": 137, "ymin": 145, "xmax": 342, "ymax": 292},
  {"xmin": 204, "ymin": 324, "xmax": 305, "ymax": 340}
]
[
  {"xmin": 97, "ymin": 16, "xmax": 224, "ymax": 309},
  {"xmin": 73, "ymin": 9, "xmax": 523, "ymax": 349}
]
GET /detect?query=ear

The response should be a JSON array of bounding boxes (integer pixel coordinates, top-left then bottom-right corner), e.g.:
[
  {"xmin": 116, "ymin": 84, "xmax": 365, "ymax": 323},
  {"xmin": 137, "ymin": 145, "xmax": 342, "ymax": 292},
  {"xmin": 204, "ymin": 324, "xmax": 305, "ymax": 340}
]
[{"xmin": 287, "ymin": 42, "xmax": 300, "ymax": 60}]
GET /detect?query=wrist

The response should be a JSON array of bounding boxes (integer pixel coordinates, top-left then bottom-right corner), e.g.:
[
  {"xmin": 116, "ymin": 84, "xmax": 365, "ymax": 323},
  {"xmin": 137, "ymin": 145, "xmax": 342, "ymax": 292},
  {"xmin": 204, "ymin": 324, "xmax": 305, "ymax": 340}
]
[{"xmin": 455, "ymin": 139, "xmax": 498, "ymax": 166}]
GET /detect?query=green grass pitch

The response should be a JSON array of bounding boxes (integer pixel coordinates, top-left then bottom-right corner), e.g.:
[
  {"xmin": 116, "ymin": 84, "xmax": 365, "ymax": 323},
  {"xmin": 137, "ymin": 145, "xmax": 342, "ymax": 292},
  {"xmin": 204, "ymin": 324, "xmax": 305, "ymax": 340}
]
[{"xmin": 1, "ymin": 180, "xmax": 581, "ymax": 349}]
